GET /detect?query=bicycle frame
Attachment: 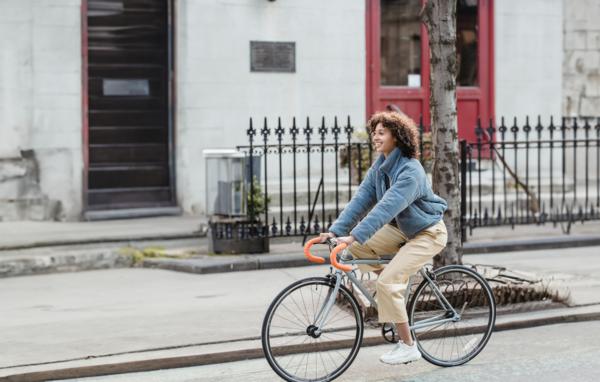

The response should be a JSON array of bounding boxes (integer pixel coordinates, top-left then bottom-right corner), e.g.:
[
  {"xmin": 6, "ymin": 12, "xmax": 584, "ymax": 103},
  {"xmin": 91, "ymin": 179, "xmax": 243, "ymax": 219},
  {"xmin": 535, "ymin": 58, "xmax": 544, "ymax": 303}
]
[{"xmin": 312, "ymin": 247, "xmax": 460, "ymax": 335}]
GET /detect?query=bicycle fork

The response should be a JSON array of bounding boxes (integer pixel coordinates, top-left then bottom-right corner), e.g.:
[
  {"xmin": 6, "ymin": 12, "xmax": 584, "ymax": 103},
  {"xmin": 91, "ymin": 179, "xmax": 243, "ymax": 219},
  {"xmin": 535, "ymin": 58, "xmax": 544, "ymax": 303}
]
[{"xmin": 312, "ymin": 270, "xmax": 343, "ymax": 335}]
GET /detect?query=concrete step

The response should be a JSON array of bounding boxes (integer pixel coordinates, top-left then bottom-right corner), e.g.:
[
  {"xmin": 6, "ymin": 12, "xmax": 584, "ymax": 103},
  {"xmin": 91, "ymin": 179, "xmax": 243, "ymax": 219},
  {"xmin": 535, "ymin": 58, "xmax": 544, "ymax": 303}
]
[
  {"xmin": 264, "ymin": 184, "xmax": 358, "ymax": 207},
  {"xmin": 258, "ymin": 202, "xmax": 349, "ymax": 229}
]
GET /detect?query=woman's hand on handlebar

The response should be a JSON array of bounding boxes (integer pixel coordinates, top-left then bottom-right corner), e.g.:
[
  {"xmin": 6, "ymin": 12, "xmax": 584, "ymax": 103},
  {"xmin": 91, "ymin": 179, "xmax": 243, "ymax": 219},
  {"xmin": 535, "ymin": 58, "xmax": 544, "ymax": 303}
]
[
  {"xmin": 319, "ymin": 232, "xmax": 335, "ymax": 243},
  {"xmin": 336, "ymin": 236, "xmax": 356, "ymax": 247}
]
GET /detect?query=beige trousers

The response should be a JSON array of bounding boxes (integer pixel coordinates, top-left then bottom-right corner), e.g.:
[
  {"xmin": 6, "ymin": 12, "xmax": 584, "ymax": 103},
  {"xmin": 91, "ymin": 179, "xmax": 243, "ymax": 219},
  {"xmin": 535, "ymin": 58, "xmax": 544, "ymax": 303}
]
[{"xmin": 349, "ymin": 219, "xmax": 448, "ymax": 323}]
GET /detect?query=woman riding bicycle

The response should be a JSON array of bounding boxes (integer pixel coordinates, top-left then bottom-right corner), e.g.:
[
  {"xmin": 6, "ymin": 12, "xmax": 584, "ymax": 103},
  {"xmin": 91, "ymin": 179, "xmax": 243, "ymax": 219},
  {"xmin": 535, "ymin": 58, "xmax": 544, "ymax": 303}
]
[{"xmin": 320, "ymin": 111, "xmax": 448, "ymax": 365}]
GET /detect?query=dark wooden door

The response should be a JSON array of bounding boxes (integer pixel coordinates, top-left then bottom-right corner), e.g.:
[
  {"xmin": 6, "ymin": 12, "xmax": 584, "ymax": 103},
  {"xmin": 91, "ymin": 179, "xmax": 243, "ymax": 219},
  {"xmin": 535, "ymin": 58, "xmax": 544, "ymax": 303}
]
[{"xmin": 86, "ymin": 0, "xmax": 174, "ymax": 211}]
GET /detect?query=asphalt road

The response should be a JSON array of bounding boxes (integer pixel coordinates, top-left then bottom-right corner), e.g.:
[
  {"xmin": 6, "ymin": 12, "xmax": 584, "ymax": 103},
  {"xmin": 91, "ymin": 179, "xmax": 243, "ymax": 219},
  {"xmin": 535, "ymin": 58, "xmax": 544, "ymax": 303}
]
[{"xmin": 65, "ymin": 320, "xmax": 600, "ymax": 382}]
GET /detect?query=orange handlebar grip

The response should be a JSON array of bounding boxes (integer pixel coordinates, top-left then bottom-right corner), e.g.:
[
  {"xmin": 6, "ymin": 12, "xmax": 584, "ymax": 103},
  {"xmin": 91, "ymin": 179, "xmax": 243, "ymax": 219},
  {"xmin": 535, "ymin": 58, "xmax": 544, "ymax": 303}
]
[
  {"xmin": 304, "ymin": 238, "xmax": 325, "ymax": 263},
  {"xmin": 330, "ymin": 243, "xmax": 352, "ymax": 272}
]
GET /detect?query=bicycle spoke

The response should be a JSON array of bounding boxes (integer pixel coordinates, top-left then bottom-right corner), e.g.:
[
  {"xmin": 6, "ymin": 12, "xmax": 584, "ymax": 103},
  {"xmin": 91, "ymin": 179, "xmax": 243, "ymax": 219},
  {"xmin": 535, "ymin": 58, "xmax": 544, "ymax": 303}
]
[
  {"xmin": 414, "ymin": 319, "xmax": 448, "ymax": 336},
  {"xmin": 322, "ymin": 305, "xmax": 348, "ymax": 327},
  {"xmin": 270, "ymin": 325, "xmax": 305, "ymax": 332},
  {"xmin": 324, "ymin": 311, "xmax": 354, "ymax": 327},
  {"xmin": 299, "ymin": 287, "xmax": 312, "ymax": 324},
  {"xmin": 274, "ymin": 333, "xmax": 306, "ymax": 349},
  {"xmin": 304, "ymin": 339, "xmax": 311, "ymax": 378},
  {"xmin": 322, "ymin": 332, "xmax": 356, "ymax": 338},
  {"xmin": 282, "ymin": 336, "xmax": 310, "ymax": 368},
  {"xmin": 318, "ymin": 337, "xmax": 339, "ymax": 370},
  {"xmin": 293, "ymin": 347, "xmax": 309, "ymax": 375},
  {"xmin": 319, "ymin": 339, "xmax": 349, "ymax": 362},
  {"xmin": 289, "ymin": 294, "xmax": 311, "ymax": 325},
  {"xmin": 274, "ymin": 312, "xmax": 305, "ymax": 329},
  {"xmin": 314, "ymin": 340, "xmax": 329, "ymax": 376},
  {"xmin": 320, "ymin": 334, "xmax": 353, "ymax": 355}
]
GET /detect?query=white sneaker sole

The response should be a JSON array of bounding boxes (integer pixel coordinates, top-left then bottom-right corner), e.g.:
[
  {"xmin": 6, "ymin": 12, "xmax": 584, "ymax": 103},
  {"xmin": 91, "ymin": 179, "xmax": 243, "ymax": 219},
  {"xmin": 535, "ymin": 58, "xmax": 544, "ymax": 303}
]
[{"xmin": 380, "ymin": 352, "xmax": 422, "ymax": 365}]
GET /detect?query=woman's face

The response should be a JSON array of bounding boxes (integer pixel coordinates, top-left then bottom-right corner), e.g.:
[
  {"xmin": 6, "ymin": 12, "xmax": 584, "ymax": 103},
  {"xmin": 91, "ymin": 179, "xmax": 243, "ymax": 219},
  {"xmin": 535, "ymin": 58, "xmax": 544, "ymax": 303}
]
[{"xmin": 372, "ymin": 123, "xmax": 396, "ymax": 157}]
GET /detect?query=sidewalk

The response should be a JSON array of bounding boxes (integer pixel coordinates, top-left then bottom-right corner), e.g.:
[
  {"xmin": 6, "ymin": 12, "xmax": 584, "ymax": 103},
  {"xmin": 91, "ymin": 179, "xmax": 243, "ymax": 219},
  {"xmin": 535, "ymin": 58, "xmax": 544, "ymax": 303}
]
[
  {"xmin": 142, "ymin": 219, "xmax": 600, "ymax": 275},
  {"xmin": 1, "ymin": 245, "xmax": 600, "ymax": 381},
  {"xmin": 0, "ymin": 216, "xmax": 208, "ymax": 250},
  {"xmin": 0, "ymin": 216, "xmax": 208, "ymax": 278},
  {"xmin": 2, "ymin": 217, "xmax": 599, "ymax": 278}
]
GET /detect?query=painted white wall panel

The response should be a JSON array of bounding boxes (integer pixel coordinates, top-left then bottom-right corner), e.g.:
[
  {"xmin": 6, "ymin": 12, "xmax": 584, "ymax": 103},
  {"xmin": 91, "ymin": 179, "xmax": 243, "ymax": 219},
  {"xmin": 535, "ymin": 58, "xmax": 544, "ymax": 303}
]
[
  {"xmin": 495, "ymin": 0, "xmax": 563, "ymax": 124},
  {"xmin": 0, "ymin": 0, "xmax": 82, "ymax": 221},
  {"xmin": 176, "ymin": 0, "xmax": 366, "ymax": 215}
]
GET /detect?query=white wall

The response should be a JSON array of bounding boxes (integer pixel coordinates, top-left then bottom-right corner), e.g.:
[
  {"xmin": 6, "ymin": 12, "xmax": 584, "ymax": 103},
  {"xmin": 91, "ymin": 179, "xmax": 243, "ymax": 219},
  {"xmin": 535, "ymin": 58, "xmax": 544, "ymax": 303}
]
[
  {"xmin": 176, "ymin": 0, "xmax": 366, "ymax": 215},
  {"xmin": 495, "ymin": 0, "xmax": 563, "ymax": 125},
  {"xmin": 0, "ymin": 0, "xmax": 82, "ymax": 221}
]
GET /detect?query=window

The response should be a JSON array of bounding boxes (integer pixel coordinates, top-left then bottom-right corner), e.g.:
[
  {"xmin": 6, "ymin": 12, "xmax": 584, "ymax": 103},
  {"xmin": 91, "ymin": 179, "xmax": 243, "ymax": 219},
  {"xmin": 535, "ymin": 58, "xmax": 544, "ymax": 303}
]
[
  {"xmin": 456, "ymin": 0, "xmax": 478, "ymax": 87},
  {"xmin": 380, "ymin": 0, "xmax": 422, "ymax": 87}
]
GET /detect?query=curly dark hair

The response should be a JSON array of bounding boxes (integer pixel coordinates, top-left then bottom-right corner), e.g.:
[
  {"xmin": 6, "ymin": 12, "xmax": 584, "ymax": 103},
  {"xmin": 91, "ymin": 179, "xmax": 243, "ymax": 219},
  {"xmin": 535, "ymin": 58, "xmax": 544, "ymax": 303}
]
[{"xmin": 367, "ymin": 111, "xmax": 420, "ymax": 159}]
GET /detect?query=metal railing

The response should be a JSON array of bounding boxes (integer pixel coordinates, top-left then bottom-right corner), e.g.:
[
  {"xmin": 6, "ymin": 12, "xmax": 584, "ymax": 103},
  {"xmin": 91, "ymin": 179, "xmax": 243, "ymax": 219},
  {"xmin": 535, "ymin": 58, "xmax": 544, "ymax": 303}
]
[
  {"xmin": 211, "ymin": 115, "xmax": 599, "ymax": 245},
  {"xmin": 461, "ymin": 116, "xmax": 600, "ymax": 241},
  {"xmin": 216, "ymin": 116, "xmax": 429, "ymax": 243}
]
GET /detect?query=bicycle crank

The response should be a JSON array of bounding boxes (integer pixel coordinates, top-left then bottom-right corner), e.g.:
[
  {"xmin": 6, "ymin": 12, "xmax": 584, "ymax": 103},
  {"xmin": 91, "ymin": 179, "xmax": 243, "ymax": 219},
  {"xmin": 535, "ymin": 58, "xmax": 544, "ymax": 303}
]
[{"xmin": 381, "ymin": 323, "xmax": 399, "ymax": 343}]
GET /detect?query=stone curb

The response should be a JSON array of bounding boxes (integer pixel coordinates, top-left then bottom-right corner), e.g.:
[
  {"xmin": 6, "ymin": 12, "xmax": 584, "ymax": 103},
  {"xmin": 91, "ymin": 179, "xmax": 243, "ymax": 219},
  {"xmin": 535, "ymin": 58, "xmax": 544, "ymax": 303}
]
[
  {"xmin": 0, "ymin": 251, "xmax": 134, "ymax": 278},
  {"xmin": 3, "ymin": 235, "xmax": 599, "ymax": 279},
  {"xmin": 4, "ymin": 309, "xmax": 600, "ymax": 382},
  {"xmin": 142, "ymin": 235, "xmax": 600, "ymax": 276},
  {"xmin": 141, "ymin": 253, "xmax": 327, "ymax": 274}
]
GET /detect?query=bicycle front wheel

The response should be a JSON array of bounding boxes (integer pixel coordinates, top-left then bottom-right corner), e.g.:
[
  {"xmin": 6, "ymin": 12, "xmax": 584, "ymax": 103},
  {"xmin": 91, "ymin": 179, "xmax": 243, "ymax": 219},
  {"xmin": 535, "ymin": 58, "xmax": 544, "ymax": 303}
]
[
  {"xmin": 408, "ymin": 265, "xmax": 496, "ymax": 367},
  {"xmin": 262, "ymin": 277, "xmax": 364, "ymax": 382}
]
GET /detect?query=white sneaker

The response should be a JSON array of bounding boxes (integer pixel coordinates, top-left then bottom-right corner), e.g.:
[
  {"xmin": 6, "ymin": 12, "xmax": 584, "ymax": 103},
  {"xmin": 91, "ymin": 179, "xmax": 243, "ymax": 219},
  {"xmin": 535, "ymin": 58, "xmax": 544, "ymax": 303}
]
[{"xmin": 379, "ymin": 341, "xmax": 422, "ymax": 365}]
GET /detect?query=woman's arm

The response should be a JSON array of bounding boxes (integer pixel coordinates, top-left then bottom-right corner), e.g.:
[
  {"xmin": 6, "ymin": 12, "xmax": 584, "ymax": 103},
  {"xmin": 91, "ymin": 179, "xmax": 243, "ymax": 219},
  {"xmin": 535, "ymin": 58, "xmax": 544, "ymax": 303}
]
[{"xmin": 328, "ymin": 168, "xmax": 378, "ymax": 238}]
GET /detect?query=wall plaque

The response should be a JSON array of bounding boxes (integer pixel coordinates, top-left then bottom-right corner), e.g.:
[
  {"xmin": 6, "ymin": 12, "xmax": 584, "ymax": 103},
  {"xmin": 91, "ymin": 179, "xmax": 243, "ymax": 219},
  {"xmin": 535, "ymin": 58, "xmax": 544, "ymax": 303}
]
[
  {"xmin": 103, "ymin": 79, "xmax": 150, "ymax": 96},
  {"xmin": 250, "ymin": 41, "xmax": 295, "ymax": 72}
]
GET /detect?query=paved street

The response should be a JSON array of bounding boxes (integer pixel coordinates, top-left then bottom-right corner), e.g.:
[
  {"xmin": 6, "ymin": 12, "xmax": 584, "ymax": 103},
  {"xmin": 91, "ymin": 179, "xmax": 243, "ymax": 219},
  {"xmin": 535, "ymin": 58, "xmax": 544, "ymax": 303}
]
[
  {"xmin": 2, "ymin": 245, "xmax": 600, "ymax": 380},
  {"xmin": 65, "ymin": 321, "xmax": 600, "ymax": 382},
  {"xmin": 0, "ymin": 263, "xmax": 332, "ymax": 370}
]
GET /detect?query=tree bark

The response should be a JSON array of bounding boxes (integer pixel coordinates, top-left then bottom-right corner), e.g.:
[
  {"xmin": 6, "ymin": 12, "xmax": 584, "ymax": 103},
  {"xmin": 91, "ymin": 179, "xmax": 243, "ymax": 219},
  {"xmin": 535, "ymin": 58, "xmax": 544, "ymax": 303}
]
[{"xmin": 420, "ymin": 0, "xmax": 461, "ymax": 268}]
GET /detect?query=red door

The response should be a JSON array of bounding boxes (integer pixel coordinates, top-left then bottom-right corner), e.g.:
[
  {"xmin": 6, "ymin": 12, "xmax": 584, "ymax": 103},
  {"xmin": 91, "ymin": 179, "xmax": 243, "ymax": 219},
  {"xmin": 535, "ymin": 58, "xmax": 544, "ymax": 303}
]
[{"xmin": 366, "ymin": 0, "xmax": 494, "ymax": 142}]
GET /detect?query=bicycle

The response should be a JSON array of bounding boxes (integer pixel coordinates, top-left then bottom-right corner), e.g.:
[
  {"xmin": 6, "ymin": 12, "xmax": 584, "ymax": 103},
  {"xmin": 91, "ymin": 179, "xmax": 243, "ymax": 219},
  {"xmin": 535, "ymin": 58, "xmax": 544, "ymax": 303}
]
[{"xmin": 262, "ymin": 237, "xmax": 497, "ymax": 382}]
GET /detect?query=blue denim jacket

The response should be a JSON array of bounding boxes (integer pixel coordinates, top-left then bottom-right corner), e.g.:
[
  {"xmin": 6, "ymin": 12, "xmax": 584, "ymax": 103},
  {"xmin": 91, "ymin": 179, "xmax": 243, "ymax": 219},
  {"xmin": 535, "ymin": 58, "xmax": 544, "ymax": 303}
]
[{"xmin": 329, "ymin": 147, "xmax": 447, "ymax": 244}]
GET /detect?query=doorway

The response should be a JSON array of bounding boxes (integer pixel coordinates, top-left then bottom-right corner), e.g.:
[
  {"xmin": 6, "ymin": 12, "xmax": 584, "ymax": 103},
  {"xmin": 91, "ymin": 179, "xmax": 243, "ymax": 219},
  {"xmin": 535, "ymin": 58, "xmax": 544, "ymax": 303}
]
[
  {"xmin": 85, "ymin": 0, "xmax": 175, "ymax": 214},
  {"xmin": 366, "ymin": 0, "xmax": 494, "ymax": 141}
]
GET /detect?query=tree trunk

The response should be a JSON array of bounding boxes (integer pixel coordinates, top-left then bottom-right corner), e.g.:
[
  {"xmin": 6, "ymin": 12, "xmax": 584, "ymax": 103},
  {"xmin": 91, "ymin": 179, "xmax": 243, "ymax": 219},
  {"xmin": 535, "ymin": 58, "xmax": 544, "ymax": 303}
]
[{"xmin": 420, "ymin": 0, "xmax": 461, "ymax": 268}]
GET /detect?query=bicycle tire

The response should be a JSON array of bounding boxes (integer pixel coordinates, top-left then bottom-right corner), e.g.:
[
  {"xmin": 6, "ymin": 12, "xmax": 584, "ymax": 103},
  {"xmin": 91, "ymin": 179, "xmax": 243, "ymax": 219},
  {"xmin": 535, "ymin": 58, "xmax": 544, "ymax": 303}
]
[
  {"xmin": 262, "ymin": 277, "xmax": 364, "ymax": 382},
  {"xmin": 407, "ymin": 265, "xmax": 496, "ymax": 367}
]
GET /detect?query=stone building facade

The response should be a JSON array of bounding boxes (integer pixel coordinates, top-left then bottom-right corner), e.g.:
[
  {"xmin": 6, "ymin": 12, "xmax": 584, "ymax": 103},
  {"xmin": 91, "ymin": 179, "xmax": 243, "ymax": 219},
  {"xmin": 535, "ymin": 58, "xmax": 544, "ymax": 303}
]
[
  {"xmin": 0, "ymin": 0, "xmax": 598, "ymax": 222},
  {"xmin": 563, "ymin": 0, "xmax": 600, "ymax": 117}
]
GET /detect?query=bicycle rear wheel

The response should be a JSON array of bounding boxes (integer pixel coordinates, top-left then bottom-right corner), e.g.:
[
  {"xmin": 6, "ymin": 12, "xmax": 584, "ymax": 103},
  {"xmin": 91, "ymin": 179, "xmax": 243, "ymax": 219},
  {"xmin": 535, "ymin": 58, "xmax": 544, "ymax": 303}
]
[
  {"xmin": 408, "ymin": 265, "xmax": 496, "ymax": 367},
  {"xmin": 262, "ymin": 277, "xmax": 363, "ymax": 382}
]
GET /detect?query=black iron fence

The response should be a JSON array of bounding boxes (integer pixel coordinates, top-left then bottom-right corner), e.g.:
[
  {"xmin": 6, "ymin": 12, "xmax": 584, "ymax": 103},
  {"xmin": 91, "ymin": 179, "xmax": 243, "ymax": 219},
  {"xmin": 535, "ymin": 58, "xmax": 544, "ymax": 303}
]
[
  {"xmin": 228, "ymin": 116, "xmax": 431, "ymax": 244},
  {"xmin": 211, "ymin": 115, "xmax": 599, "ymax": 246},
  {"xmin": 461, "ymin": 116, "xmax": 600, "ymax": 241}
]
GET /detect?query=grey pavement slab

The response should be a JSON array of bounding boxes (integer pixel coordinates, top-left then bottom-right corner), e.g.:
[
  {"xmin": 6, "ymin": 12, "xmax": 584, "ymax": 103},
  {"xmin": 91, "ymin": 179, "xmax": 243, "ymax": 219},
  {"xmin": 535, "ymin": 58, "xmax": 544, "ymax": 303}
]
[
  {"xmin": 68, "ymin": 320, "xmax": 600, "ymax": 382},
  {"xmin": 466, "ymin": 246, "xmax": 600, "ymax": 306},
  {"xmin": 0, "ymin": 216, "xmax": 207, "ymax": 249},
  {"xmin": 0, "ymin": 265, "xmax": 332, "ymax": 370}
]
